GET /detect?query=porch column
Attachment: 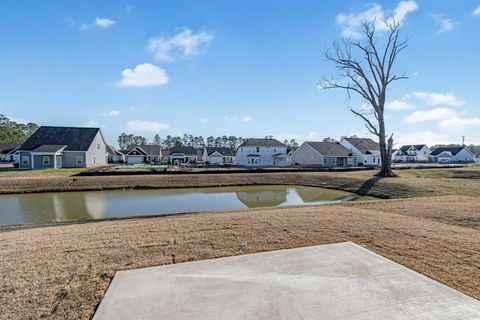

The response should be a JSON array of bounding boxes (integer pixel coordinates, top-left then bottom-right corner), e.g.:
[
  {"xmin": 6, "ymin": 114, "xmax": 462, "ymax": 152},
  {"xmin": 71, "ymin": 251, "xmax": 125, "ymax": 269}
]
[
  {"xmin": 53, "ymin": 154, "xmax": 57, "ymax": 168},
  {"xmin": 31, "ymin": 153, "xmax": 34, "ymax": 169}
]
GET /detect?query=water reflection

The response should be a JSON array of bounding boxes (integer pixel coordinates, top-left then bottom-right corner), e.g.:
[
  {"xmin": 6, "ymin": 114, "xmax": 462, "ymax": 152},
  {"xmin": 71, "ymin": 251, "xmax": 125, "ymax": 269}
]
[{"xmin": 0, "ymin": 185, "xmax": 358, "ymax": 226}]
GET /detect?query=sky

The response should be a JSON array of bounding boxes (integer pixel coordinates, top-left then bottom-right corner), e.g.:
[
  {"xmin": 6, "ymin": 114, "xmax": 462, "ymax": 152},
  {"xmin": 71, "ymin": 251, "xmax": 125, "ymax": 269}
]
[{"xmin": 1, "ymin": 0, "xmax": 480, "ymax": 148}]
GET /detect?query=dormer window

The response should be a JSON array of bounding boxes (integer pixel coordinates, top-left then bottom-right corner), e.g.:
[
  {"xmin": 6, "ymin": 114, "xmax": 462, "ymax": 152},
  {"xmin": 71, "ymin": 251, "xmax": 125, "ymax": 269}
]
[{"xmin": 256, "ymin": 147, "xmax": 260, "ymax": 153}]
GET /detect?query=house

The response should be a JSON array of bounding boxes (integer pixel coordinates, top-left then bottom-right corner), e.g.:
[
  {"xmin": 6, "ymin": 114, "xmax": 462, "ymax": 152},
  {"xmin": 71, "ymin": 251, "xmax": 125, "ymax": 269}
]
[
  {"xmin": 0, "ymin": 144, "xmax": 20, "ymax": 162},
  {"xmin": 393, "ymin": 144, "xmax": 431, "ymax": 162},
  {"xmin": 168, "ymin": 147, "xmax": 198, "ymax": 164},
  {"xmin": 235, "ymin": 138, "xmax": 287, "ymax": 167},
  {"xmin": 339, "ymin": 137, "xmax": 381, "ymax": 167},
  {"xmin": 430, "ymin": 147, "xmax": 475, "ymax": 163},
  {"xmin": 106, "ymin": 145, "xmax": 125, "ymax": 163},
  {"xmin": 202, "ymin": 147, "xmax": 235, "ymax": 165},
  {"xmin": 290, "ymin": 141, "xmax": 358, "ymax": 167},
  {"xmin": 17, "ymin": 126, "xmax": 107, "ymax": 169},
  {"xmin": 125, "ymin": 145, "xmax": 162, "ymax": 164}
]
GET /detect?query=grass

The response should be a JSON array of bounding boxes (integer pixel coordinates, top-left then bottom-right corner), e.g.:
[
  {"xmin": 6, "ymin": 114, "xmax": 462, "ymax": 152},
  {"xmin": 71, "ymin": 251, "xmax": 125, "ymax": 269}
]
[
  {"xmin": 1, "ymin": 195, "xmax": 479, "ymax": 319},
  {"xmin": 121, "ymin": 165, "xmax": 168, "ymax": 170},
  {"xmin": 0, "ymin": 167, "xmax": 480, "ymax": 319},
  {"xmin": 0, "ymin": 167, "xmax": 88, "ymax": 178}
]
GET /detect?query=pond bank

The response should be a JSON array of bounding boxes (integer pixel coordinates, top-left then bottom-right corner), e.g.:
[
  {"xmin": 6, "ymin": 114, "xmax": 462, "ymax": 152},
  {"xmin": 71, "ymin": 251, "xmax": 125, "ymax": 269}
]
[{"xmin": 1, "ymin": 195, "xmax": 479, "ymax": 319}]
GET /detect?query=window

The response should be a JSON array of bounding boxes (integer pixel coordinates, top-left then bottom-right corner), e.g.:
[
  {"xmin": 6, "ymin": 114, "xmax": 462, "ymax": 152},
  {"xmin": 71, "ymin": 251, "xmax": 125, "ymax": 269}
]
[
  {"xmin": 333, "ymin": 158, "xmax": 336, "ymax": 164},
  {"xmin": 373, "ymin": 158, "xmax": 376, "ymax": 163},
  {"xmin": 22, "ymin": 156, "xmax": 29, "ymax": 165},
  {"xmin": 256, "ymin": 147, "xmax": 260, "ymax": 153},
  {"xmin": 43, "ymin": 156, "xmax": 50, "ymax": 165},
  {"xmin": 97, "ymin": 144, "xmax": 101, "ymax": 150},
  {"xmin": 76, "ymin": 156, "xmax": 83, "ymax": 165},
  {"xmin": 323, "ymin": 158, "xmax": 327, "ymax": 164}
]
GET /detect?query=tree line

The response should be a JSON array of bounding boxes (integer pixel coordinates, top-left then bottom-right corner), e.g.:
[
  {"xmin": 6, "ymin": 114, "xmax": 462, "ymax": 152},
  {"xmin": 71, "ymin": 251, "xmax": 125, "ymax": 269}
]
[
  {"xmin": 117, "ymin": 132, "xmax": 300, "ymax": 151},
  {"xmin": 0, "ymin": 114, "xmax": 39, "ymax": 144}
]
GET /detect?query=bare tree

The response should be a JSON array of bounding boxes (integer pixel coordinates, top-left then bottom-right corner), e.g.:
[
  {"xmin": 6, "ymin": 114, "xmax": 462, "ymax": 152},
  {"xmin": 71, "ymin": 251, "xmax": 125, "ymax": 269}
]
[{"xmin": 320, "ymin": 20, "xmax": 408, "ymax": 177}]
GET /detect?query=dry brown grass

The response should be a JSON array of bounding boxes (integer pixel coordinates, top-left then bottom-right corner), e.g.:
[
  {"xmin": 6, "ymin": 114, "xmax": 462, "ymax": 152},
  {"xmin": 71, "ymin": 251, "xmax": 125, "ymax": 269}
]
[
  {"xmin": 1, "ymin": 195, "xmax": 479, "ymax": 319},
  {"xmin": 1, "ymin": 168, "xmax": 480, "ymax": 198}
]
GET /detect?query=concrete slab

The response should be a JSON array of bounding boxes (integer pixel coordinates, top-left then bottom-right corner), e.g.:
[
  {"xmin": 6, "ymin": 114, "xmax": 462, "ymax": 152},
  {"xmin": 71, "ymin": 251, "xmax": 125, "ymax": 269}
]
[{"xmin": 93, "ymin": 242, "xmax": 480, "ymax": 320}]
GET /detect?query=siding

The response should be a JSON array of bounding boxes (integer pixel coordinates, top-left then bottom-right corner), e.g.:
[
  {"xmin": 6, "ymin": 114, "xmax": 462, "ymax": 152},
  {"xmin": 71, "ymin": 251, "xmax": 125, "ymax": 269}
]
[
  {"xmin": 85, "ymin": 131, "xmax": 107, "ymax": 166},
  {"xmin": 63, "ymin": 152, "xmax": 86, "ymax": 168},
  {"xmin": 18, "ymin": 151, "xmax": 32, "ymax": 169},
  {"xmin": 453, "ymin": 149, "xmax": 475, "ymax": 162},
  {"xmin": 290, "ymin": 144, "xmax": 323, "ymax": 165},
  {"xmin": 235, "ymin": 146, "xmax": 287, "ymax": 167},
  {"xmin": 33, "ymin": 155, "xmax": 55, "ymax": 169}
]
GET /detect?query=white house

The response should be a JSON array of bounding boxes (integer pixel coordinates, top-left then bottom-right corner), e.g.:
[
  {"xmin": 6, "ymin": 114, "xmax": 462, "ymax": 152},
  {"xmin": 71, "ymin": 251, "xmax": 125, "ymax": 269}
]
[
  {"xmin": 202, "ymin": 147, "xmax": 235, "ymax": 165},
  {"xmin": 290, "ymin": 141, "xmax": 358, "ymax": 167},
  {"xmin": 0, "ymin": 144, "xmax": 20, "ymax": 163},
  {"xmin": 125, "ymin": 145, "xmax": 162, "ymax": 164},
  {"xmin": 393, "ymin": 144, "xmax": 431, "ymax": 162},
  {"xmin": 235, "ymin": 138, "xmax": 287, "ymax": 167},
  {"xmin": 106, "ymin": 145, "xmax": 125, "ymax": 163},
  {"xmin": 339, "ymin": 137, "xmax": 381, "ymax": 167},
  {"xmin": 430, "ymin": 147, "xmax": 475, "ymax": 163},
  {"xmin": 167, "ymin": 147, "xmax": 198, "ymax": 164}
]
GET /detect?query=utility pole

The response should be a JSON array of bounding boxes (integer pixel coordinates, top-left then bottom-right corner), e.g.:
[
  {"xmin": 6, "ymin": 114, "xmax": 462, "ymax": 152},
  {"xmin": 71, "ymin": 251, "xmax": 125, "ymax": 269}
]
[{"xmin": 462, "ymin": 136, "xmax": 465, "ymax": 146}]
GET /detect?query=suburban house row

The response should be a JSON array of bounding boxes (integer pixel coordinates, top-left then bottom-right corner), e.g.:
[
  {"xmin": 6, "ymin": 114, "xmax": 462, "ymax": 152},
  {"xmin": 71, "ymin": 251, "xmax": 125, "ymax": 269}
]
[{"xmin": 1, "ymin": 125, "xmax": 476, "ymax": 169}]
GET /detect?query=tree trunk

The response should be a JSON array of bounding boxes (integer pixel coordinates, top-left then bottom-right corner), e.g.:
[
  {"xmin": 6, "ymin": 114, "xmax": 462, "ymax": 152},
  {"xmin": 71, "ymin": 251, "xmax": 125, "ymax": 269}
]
[{"xmin": 376, "ymin": 111, "xmax": 395, "ymax": 177}]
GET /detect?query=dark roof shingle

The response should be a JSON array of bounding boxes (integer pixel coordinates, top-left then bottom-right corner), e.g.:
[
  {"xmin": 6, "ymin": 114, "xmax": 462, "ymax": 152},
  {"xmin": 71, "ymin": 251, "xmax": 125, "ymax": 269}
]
[
  {"xmin": 305, "ymin": 142, "xmax": 353, "ymax": 157},
  {"xmin": 239, "ymin": 138, "xmax": 286, "ymax": 148},
  {"xmin": 344, "ymin": 137, "xmax": 379, "ymax": 154},
  {"xmin": 430, "ymin": 147, "xmax": 469, "ymax": 156},
  {"xmin": 127, "ymin": 145, "xmax": 162, "ymax": 156},
  {"xmin": 0, "ymin": 144, "xmax": 21, "ymax": 154},
  {"xmin": 168, "ymin": 146, "xmax": 197, "ymax": 156},
  {"xmin": 19, "ymin": 126, "xmax": 101, "ymax": 152},
  {"xmin": 205, "ymin": 147, "xmax": 233, "ymax": 156}
]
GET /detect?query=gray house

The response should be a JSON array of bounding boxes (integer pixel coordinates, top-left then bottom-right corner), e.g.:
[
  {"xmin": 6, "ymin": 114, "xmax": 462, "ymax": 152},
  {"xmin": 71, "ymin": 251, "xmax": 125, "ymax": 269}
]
[
  {"xmin": 18, "ymin": 126, "xmax": 108, "ymax": 169},
  {"xmin": 290, "ymin": 141, "xmax": 358, "ymax": 167}
]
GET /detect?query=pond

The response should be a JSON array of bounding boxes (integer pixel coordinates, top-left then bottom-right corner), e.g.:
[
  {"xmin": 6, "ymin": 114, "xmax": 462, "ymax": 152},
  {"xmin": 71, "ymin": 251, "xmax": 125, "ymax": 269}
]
[{"xmin": 0, "ymin": 185, "xmax": 359, "ymax": 226}]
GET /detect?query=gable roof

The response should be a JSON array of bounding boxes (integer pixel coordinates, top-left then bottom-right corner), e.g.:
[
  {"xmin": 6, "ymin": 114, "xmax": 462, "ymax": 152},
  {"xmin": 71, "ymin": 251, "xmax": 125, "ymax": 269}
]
[
  {"xmin": 19, "ymin": 126, "xmax": 101, "ymax": 152},
  {"xmin": 205, "ymin": 147, "xmax": 233, "ymax": 156},
  {"xmin": 168, "ymin": 146, "xmax": 197, "ymax": 156},
  {"xmin": 430, "ymin": 147, "xmax": 469, "ymax": 156},
  {"xmin": 304, "ymin": 142, "xmax": 353, "ymax": 157},
  {"xmin": 343, "ymin": 137, "xmax": 380, "ymax": 154},
  {"xmin": 127, "ymin": 144, "xmax": 161, "ymax": 156},
  {"xmin": 32, "ymin": 145, "xmax": 66, "ymax": 153},
  {"xmin": 399, "ymin": 144, "xmax": 428, "ymax": 153},
  {"xmin": 239, "ymin": 138, "xmax": 286, "ymax": 148},
  {"xmin": 0, "ymin": 144, "xmax": 21, "ymax": 154},
  {"xmin": 106, "ymin": 145, "xmax": 117, "ymax": 156}
]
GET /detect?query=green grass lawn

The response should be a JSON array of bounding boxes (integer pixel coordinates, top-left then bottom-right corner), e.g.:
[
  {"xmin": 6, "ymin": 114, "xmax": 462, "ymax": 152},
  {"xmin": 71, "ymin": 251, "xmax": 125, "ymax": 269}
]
[{"xmin": 121, "ymin": 165, "xmax": 169, "ymax": 170}]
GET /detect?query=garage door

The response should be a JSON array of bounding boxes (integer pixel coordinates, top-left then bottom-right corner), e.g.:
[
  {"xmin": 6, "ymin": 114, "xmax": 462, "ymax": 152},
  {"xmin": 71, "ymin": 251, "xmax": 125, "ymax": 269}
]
[{"xmin": 128, "ymin": 156, "xmax": 143, "ymax": 164}]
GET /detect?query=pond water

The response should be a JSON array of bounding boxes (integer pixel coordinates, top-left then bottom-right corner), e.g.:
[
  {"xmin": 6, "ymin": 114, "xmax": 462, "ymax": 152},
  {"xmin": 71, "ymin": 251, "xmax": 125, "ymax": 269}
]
[{"xmin": 0, "ymin": 185, "xmax": 359, "ymax": 226}]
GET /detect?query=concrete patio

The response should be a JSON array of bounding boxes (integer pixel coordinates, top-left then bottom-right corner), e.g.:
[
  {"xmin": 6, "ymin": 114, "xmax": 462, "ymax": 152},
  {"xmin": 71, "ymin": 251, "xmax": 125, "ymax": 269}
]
[{"xmin": 93, "ymin": 242, "xmax": 480, "ymax": 319}]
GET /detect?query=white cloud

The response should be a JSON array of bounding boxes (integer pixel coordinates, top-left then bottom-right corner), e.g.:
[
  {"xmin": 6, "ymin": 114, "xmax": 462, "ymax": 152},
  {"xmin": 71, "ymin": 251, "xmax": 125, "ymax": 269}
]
[
  {"xmin": 127, "ymin": 120, "xmax": 169, "ymax": 133},
  {"xmin": 224, "ymin": 115, "xmax": 253, "ymax": 123},
  {"xmin": 410, "ymin": 91, "xmax": 465, "ymax": 107},
  {"xmin": 432, "ymin": 15, "xmax": 456, "ymax": 34},
  {"xmin": 95, "ymin": 17, "xmax": 116, "ymax": 28},
  {"xmin": 200, "ymin": 117, "xmax": 209, "ymax": 123},
  {"xmin": 438, "ymin": 117, "xmax": 480, "ymax": 131},
  {"xmin": 68, "ymin": 17, "xmax": 116, "ymax": 30},
  {"xmin": 473, "ymin": 6, "xmax": 480, "ymax": 16},
  {"xmin": 117, "ymin": 63, "xmax": 168, "ymax": 87},
  {"xmin": 404, "ymin": 108, "xmax": 462, "ymax": 123},
  {"xmin": 84, "ymin": 120, "xmax": 105, "ymax": 128},
  {"xmin": 101, "ymin": 110, "xmax": 120, "ymax": 116},
  {"xmin": 308, "ymin": 131, "xmax": 318, "ymax": 137},
  {"xmin": 395, "ymin": 131, "xmax": 457, "ymax": 146},
  {"xmin": 147, "ymin": 28, "xmax": 214, "ymax": 62},
  {"xmin": 386, "ymin": 100, "xmax": 415, "ymax": 111},
  {"xmin": 336, "ymin": 1, "xmax": 418, "ymax": 38}
]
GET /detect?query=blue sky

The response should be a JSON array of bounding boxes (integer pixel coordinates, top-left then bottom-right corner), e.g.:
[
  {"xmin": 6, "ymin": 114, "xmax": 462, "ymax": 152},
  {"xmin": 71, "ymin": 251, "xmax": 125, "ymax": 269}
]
[{"xmin": 1, "ymin": 0, "xmax": 480, "ymax": 147}]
